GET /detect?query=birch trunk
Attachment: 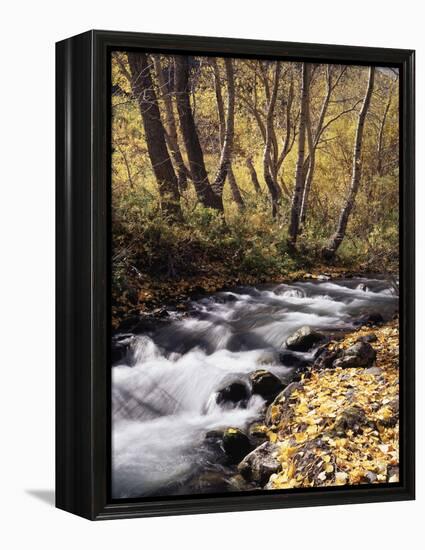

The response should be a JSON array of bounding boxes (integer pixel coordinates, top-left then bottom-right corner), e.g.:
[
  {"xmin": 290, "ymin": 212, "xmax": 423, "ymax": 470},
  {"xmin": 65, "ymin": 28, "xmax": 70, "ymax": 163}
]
[
  {"xmin": 323, "ymin": 66, "xmax": 375, "ymax": 260},
  {"xmin": 210, "ymin": 58, "xmax": 243, "ymax": 209},
  {"xmin": 211, "ymin": 58, "xmax": 238, "ymax": 207},
  {"xmin": 263, "ymin": 61, "xmax": 281, "ymax": 217},
  {"xmin": 288, "ymin": 62, "xmax": 311, "ymax": 248}
]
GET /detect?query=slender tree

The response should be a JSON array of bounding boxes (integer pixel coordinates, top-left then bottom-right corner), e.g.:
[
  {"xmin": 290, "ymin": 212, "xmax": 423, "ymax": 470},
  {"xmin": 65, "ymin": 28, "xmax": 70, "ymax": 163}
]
[
  {"xmin": 322, "ymin": 66, "xmax": 375, "ymax": 260},
  {"xmin": 263, "ymin": 61, "xmax": 282, "ymax": 217},
  {"xmin": 376, "ymin": 81, "xmax": 395, "ymax": 176},
  {"xmin": 152, "ymin": 55, "xmax": 190, "ymax": 191},
  {"xmin": 174, "ymin": 56, "xmax": 221, "ymax": 210},
  {"xmin": 127, "ymin": 52, "xmax": 182, "ymax": 220},
  {"xmin": 288, "ymin": 62, "xmax": 311, "ymax": 248},
  {"xmin": 210, "ymin": 58, "xmax": 243, "ymax": 209},
  {"xmin": 239, "ymin": 61, "xmax": 296, "ymax": 210},
  {"xmin": 245, "ymin": 157, "xmax": 262, "ymax": 193}
]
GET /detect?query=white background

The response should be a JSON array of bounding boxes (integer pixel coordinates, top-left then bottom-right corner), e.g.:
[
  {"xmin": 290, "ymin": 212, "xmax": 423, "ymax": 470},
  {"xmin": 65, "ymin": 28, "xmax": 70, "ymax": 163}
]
[{"xmin": 0, "ymin": 0, "xmax": 422, "ymax": 547}]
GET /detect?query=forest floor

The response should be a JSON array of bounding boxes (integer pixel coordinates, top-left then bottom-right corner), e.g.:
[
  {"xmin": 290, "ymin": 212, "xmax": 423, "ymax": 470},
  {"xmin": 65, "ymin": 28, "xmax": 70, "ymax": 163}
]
[{"xmin": 261, "ymin": 319, "xmax": 400, "ymax": 489}]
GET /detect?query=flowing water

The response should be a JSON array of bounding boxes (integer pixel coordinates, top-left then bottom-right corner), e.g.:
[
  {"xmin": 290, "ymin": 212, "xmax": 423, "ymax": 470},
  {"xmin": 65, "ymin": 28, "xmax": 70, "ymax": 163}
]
[{"xmin": 111, "ymin": 277, "xmax": 398, "ymax": 498}]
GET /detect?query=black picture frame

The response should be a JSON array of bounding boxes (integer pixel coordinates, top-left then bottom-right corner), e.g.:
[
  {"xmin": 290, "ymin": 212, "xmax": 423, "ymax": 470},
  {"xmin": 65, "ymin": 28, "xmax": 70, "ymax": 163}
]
[{"xmin": 56, "ymin": 29, "xmax": 415, "ymax": 520}]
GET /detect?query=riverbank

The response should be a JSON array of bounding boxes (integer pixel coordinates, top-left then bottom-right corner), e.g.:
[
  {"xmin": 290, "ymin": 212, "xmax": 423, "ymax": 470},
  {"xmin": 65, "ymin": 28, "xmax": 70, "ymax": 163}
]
[
  {"xmin": 112, "ymin": 265, "xmax": 397, "ymax": 329},
  {"xmin": 235, "ymin": 318, "xmax": 399, "ymax": 490}
]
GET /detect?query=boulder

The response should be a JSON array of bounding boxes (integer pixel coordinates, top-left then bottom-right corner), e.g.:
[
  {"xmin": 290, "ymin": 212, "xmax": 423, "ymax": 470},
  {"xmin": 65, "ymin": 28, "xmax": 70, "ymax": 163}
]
[
  {"xmin": 279, "ymin": 351, "xmax": 310, "ymax": 369},
  {"xmin": 358, "ymin": 333, "xmax": 378, "ymax": 343},
  {"xmin": 357, "ymin": 283, "xmax": 369, "ymax": 292},
  {"xmin": 222, "ymin": 428, "xmax": 252, "ymax": 463},
  {"xmin": 334, "ymin": 405, "xmax": 368, "ymax": 435},
  {"xmin": 333, "ymin": 341, "xmax": 376, "ymax": 369},
  {"xmin": 265, "ymin": 382, "xmax": 302, "ymax": 425},
  {"xmin": 227, "ymin": 474, "xmax": 259, "ymax": 492},
  {"xmin": 354, "ymin": 312, "xmax": 385, "ymax": 327},
  {"xmin": 191, "ymin": 471, "xmax": 229, "ymax": 493},
  {"xmin": 313, "ymin": 347, "xmax": 342, "ymax": 369},
  {"xmin": 250, "ymin": 370, "xmax": 284, "ymax": 402},
  {"xmin": 216, "ymin": 381, "xmax": 249, "ymax": 407},
  {"xmin": 248, "ymin": 422, "xmax": 269, "ymax": 445},
  {"xmin": 238, "ymin": 442, "xmax": 281, "ymax": 485},
  {"xmin": 286, "ymin": 326, "xmax": 325, "ymax": 352},
  {"xmin": 111, "ymin": 334, "xmax": 135, "ymax": 364}
]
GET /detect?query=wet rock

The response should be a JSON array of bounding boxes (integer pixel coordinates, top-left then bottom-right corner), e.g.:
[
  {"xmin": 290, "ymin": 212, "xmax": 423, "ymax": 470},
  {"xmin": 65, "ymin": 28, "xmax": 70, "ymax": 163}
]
[
  {"xmin": 238, "ymin": 442, "xmax": 281, "ymax": 485},
  {"xmin": 355, "ymin": 312, "xmax": 385, "ymax": 327},
  {"xmin": 313, "ymin": 347, "xmax": 342, "ymax": 369},
  {"xmin": 358, "ymin": 333, "xmax": 378, "ymax": 343},
  {"xmin": 279, "ymin": 351, "xmax": 310, "ymax": 369},
  {"xmin": 334, "ymin": 405, "xmax": 368, "ymax": 435},
  {"xmin": 289, "ymin": 366, "xmax": 311, "ymax": 383},
  {"xmin": 265, "ymin": 382, "xmax": 302, "ymax": 425},
  {"xmin": 250, "ymin": 370, "xmax": 284, "ymax": 402},
  {"xmin": 248, "ymin": 422, "xmax": 269, "ymax": 445},
  {"xmin": 203, "ymin": 430, "xmax": 229, "ymax": 465},
  {"xmin": 333, "ymin": 341, "xmax": 376, "ymax": 369},
  {"xmin": 216, "ymin": 382, "xmax": 250, "ymax": 407},
  {"xmin": 111, "ymin": 334, "xmax": 135, "ymax": 364},
  {"xmin": 357, "ymin": 283, "xmax": 369, "ymax": 292},
  {"xmin": 193, "ymin": 471, "xmax": 229, "ymax": 493},
  {"xmin": 222, "ymin": 428, "xmax": 252, "ymax": 463},
  {"xmin": 131, "ymin": 314, "xmax": 172, "ymax": 335},
  {"xmin": 228, "ymin": 474, "xmax": 259, "ymax": 492},
  {"xmin": 286, "ymin": 326, "xmax": 325, "ymax": 352},
  {"xmin": 205, "ymin": 429, "xmax": 224, "ymax": 440}
]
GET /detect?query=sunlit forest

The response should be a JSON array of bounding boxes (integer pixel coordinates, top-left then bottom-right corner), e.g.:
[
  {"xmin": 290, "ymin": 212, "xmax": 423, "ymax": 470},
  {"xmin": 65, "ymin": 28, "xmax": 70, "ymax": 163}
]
[
  {"xmin": 111, "ymin": 53, "xmax": 400, "ymax": 498},
  {"xmin": 111, "ymin": 53, "xmax": 398, "ymax": 323}
]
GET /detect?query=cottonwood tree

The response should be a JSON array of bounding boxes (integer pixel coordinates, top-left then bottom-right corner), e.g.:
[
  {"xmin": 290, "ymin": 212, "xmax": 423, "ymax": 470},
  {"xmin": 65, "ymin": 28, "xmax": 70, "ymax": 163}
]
[
  {"xmin": 299, "ymin": 65, "xmax": 349, "ymax": 224},
  {"xmin": 174, "ymin": 55, "xmax": 237, "ymax": 212},
  {"xmin": 127, "ymin": 52, "xmax": 183, "ymax": 220},
  {"xmin": 152, "ymin": 56, "xmax": 191, "ymax": 192},
  {"xmin": 245, "ymin": 157, "xmax": 262, "ymax": 193},
  {"xmin": 174, "ymin": 56, "xmax": 223, "ymax": 210},
  {"xmin": 322, "ymin": 66, "xmax": 375, "ymax": 260},
  {"xmin": 209, "ymin": 58, "xmax": 243, "ymax": 208},
  {"xmin": 262, "ymin": 61, "xmax": 282, "ymax": 217},
  {"xmin": 238, "ymin": 61, "xmax": 297, "ymax": 215},
  {"xmin": 288, "ymin": 62, "xmax": 311, "ymax": 249}
]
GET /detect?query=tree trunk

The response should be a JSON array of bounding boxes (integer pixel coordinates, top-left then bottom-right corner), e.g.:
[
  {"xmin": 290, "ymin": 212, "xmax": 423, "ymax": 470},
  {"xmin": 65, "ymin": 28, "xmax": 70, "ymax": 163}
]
[
  {"xmin": 174, "ymin": 56, "xmax": 220, "ymax": 209},
  {"xmin": 288, "ymin": 62, "xmax": 311, "ymax": 248},
  {"xmin": 210, "ymin": 58, "xmax": 243, "ymax": 209},
  {"xmin": 376, "ymin": 86, "xmax": 393, "ymax": 176},
  {"xmin": 323, "ymin": 66, "xmax": 375, "ymax": 260},
  {"xmin": 263, "ymin": 61, "xmax": 282, "ymax": 217},
  {"xmin": 299, "ymin": 65, "xmax": 334, "ymax": 224},
  {"xmin": 152, "ymin": 55, "xmax": 190, "ymax": 191},
  {"xmin": 127, "ymin": 52, "xmax": 182, "ymax": 220},
  {"xmin": 228, "ymin": 167, "xmax": 245, "ymax": 208},
  {"xmin": 246, "ymin": 157, "xmax": 262, "ymax": 193},
  {"xmin": 299, "ymin": 101, "xmax": 315, "ymax": 225}
]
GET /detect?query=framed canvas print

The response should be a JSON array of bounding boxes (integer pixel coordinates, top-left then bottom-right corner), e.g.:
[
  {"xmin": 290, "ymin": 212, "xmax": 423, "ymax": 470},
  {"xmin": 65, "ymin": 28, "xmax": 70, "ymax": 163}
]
[{"xmin": 56, "ymin": 30, "xmax": 415, "ymax": 520}]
